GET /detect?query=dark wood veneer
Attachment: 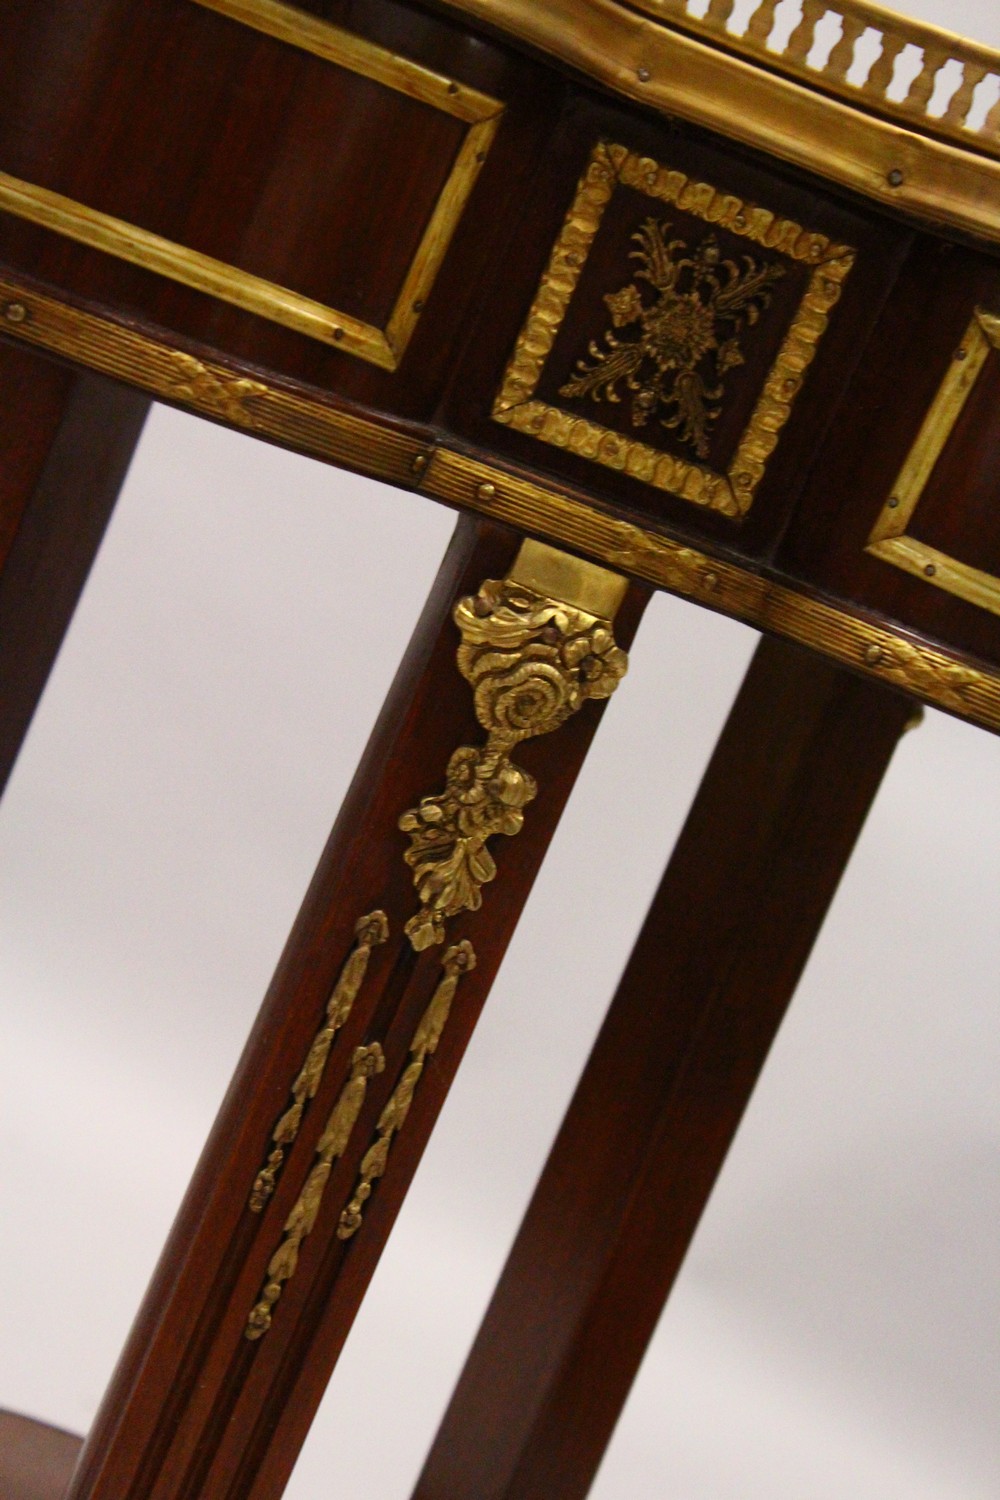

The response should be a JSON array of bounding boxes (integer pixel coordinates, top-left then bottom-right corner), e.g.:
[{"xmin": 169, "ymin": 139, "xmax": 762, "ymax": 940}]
[
  {"xmin": 2, "ymin": 1, "xmax": 998, "ymax": 681},
  {"xmin": 0, "ymin": 339, "xmax": 149, "ymax": 797},
  {"xmin": 2, "ymin": 2, "xmax": 998, "ymax": 1497},
  {"xmin": 63, "ymin": 516, "xmax": 647, "ymax": 1500},
  {"xmin": 778, "ymin": 238, "xmax": 1000, "ymax": 662},
  {"xmin": 0, "ymin": 1410, "xmax": 84, "ymax": 1500},
  {"xmin": 440, "ymin": 96, "xmax": 913, "ymax": 560},
  {"xmin": 0, "ymin": 0, "xmax": 562, "ymax": 416},
  {"xmin": 414, "ymin": 635, "xmax": 914, "ymax": 1500}
]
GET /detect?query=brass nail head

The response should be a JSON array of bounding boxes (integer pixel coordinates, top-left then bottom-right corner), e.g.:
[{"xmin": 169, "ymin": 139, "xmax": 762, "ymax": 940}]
[
  {"xmin": 864, "ymin": 643, "xmax": 883, "ymax": 665},
  {"xmin": 702, "ymin": 571, "xmax": 719, "ymax": 591},
  {"xmin": 887, "ymin": 496, "xmax": 899, "ymax": 508},
  {"xmin": 637, "ymin": 65, "xmax": 651, "ymax": 82},
  {"xmin": 412, "ymin": 453, "xmax": 428, "ymax": 476},
  {"xmin": 887, "ymin": 168, "xmax": 904, "ymax": 188},
  {"xmin": 955, "ymin": 347, "xmax": 968, "ymax": 360},
  {"xmin": 412, "ymin": 300, "xmax": 424, "ymax": 313},
  {"xmin": 4, "ymin": 301, "xmax": 27, "ymax": 324},
  {"xmin": 477, "ymin": 481, "xmax": 496, "ymax": 502},
  {"xmin": 332, "ymin": 327, "xmax": 344, "ymax": 342},
  {"xmin": 924, "ymin": 563, "xmax": 937, "ymax": 577}
]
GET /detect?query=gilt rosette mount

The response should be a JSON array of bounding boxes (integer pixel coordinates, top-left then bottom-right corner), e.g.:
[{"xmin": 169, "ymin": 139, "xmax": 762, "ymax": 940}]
[{"xmin": 400, "ymin": 549, "xmax": 628, "ymax": 951}]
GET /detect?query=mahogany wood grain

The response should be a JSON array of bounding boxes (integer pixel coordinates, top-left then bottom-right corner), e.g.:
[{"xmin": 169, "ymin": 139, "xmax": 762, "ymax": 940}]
[
  {"xmin": 0, "ymin": 340, "xmax": 148, "ymax": 797},
  {"xmin": 1, "ymin": 0, "xmax": 998, "ymax": 689},
  {"xmin": 64, "ymin": 516, "xmax": 647, "ymax": 1500},
  {"xmin": 412, "ymin": 634, "xmax": 914, "ymax": 1500},
  {"xmin": 0, "ymin": 1410, "xmax": 83, "ymax": 1500},
  {"xmin": 778, "ymin": 237, "xmax": 1000, "ymax": 664},
  {"xmin": 0, "ymin": 0, "xmax": 562, "ymax": 420},
  {"xmin": 440, "ymin": 94, "xmax": 913, "ymax": 564},
  {"xmin": 0, "ymin": 5, "xmax": 996, "ymax": 1497}
]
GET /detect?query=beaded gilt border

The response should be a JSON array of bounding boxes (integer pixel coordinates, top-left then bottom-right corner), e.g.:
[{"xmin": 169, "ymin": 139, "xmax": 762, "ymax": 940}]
[{"xmin": 492, "ymin": 142, "xmax": 855, "ymax": 520}]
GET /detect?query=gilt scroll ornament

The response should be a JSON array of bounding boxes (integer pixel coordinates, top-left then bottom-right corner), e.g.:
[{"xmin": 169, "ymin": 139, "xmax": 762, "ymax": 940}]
[
  {"xmin": 399, "ymin": 580, "xmax": 627, "ymax": 951},
  {"xmin": 249, "ymin": 910, "xmax": 388, "ymax": 1212},
  {"xmin": 337, "ymin": 941, "xmax": 477, "ymax": 1240}
]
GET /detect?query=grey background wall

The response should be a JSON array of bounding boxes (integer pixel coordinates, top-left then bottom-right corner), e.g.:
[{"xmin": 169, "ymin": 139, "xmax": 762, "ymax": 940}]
[{"xmin": 1, "ymin": 4, "xmax": 999, "ymax": 1493}]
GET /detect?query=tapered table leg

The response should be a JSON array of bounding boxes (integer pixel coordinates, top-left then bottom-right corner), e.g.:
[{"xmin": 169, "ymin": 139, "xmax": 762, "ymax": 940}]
[
  {"xmin": 0, "ymin": 339, "xmax": 149, "ymax": 796},
  {"xmin": 65, "ymin": 518, "xmax": 645, "ymax": 1500},
  {"xmin": 413, "ymin": 635, "xmax": 915, "ymax": 1500}
]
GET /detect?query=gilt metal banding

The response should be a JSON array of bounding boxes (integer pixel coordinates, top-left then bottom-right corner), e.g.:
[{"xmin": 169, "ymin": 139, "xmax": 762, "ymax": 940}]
[
  {"xmin": 246, "ymin": 1042, "xmax": 387, "ymax": 1339},
  {"xmin": 421, "ymin": 450, "xmax": 1000, "ymax": 733},
  {"xmin": 494, "ymin": 143, "xmax": 854, "ymax": 519},
  {"xmin": 248, "ymin": 911, "xmax": 388, "ymax": 1213},
  {"xmin": 633, "ymin": 0, "xmax": 1000, "ymax": 159},
  {"xmin": 439, "ymin": 0, "xmax": 1000, "ymax": 245},
  {"xmin": 2, "ymin": 275, "xmax": 999, "ymax": 733},
  {"xmin": 336, "ymin": 941, "xmax": 477, "ymax": 1241},
  {"xmin": 867, "ymin": 308, "xmax": 1000, "ymax": 618},
  {"xmin": 0, "ymin": 0, "xmax": 502, "ymax": 369},
  {"xmin": 399, "ymin": 541, "xmax": 629, "ymax": 951}
]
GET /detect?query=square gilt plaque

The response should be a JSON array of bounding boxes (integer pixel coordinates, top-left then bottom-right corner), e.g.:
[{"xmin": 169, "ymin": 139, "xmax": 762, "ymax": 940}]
[{"xmin": 493, "ymin": 142, "xmax": 855, "ymax": 519}]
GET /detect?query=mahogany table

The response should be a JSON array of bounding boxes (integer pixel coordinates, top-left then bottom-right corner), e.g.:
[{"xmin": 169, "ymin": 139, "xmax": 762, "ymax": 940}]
[{"xmin": 1, "ymin": 2, "xmax": 998, "ymax": 1497}]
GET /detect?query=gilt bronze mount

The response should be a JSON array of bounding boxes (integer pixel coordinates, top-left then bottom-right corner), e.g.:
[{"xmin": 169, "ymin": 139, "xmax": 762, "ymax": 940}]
[{"xmin": 493, "ymin": 142, "xmax": 854, "ymax": 518}]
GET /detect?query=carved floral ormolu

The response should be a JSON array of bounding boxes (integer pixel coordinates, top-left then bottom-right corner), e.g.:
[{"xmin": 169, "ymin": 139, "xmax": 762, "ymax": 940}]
[
  {"xmin": 560, "ymin": 220, "xmax": 786, "ymax": 459},
  {"xmin": 400, "ymin": 580, "xmax": 628, "ymax": 951},
  {"xmin": 248, "ymin": 910, "xmax": 388, "ymax": 1212}
]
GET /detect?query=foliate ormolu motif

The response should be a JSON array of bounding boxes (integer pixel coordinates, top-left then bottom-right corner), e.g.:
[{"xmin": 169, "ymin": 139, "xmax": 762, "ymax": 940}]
[
  {"xmin": 560, "ymin": 220, "xmax": 786, "ymax": 460},
  {"xmin": 400, "ymin": 580, "xmax": 627, "ymax": 951},
  {"xmin": 493, "ymin": 141, "xmax": 855, "ymax": 519}
]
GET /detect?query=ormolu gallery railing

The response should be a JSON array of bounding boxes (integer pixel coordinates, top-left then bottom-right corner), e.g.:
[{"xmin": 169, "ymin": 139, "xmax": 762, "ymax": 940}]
[{"xmin": 632, "ymin": 0, "xmax": 1000, "ymax": 156}]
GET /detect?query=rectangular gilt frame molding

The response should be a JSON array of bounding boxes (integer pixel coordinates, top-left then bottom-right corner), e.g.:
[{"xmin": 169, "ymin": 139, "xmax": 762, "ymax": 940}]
[
  {"xmin": 0, "ymin": 0, "xmax": 502, "ymax": 371},
  {"xmin": 493, "ymin": 141, "xmax": 854, "ymax": 519},
  {"xmin": 867, "ymin": 308, "xmax": 1000, "ymax": 617}
]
